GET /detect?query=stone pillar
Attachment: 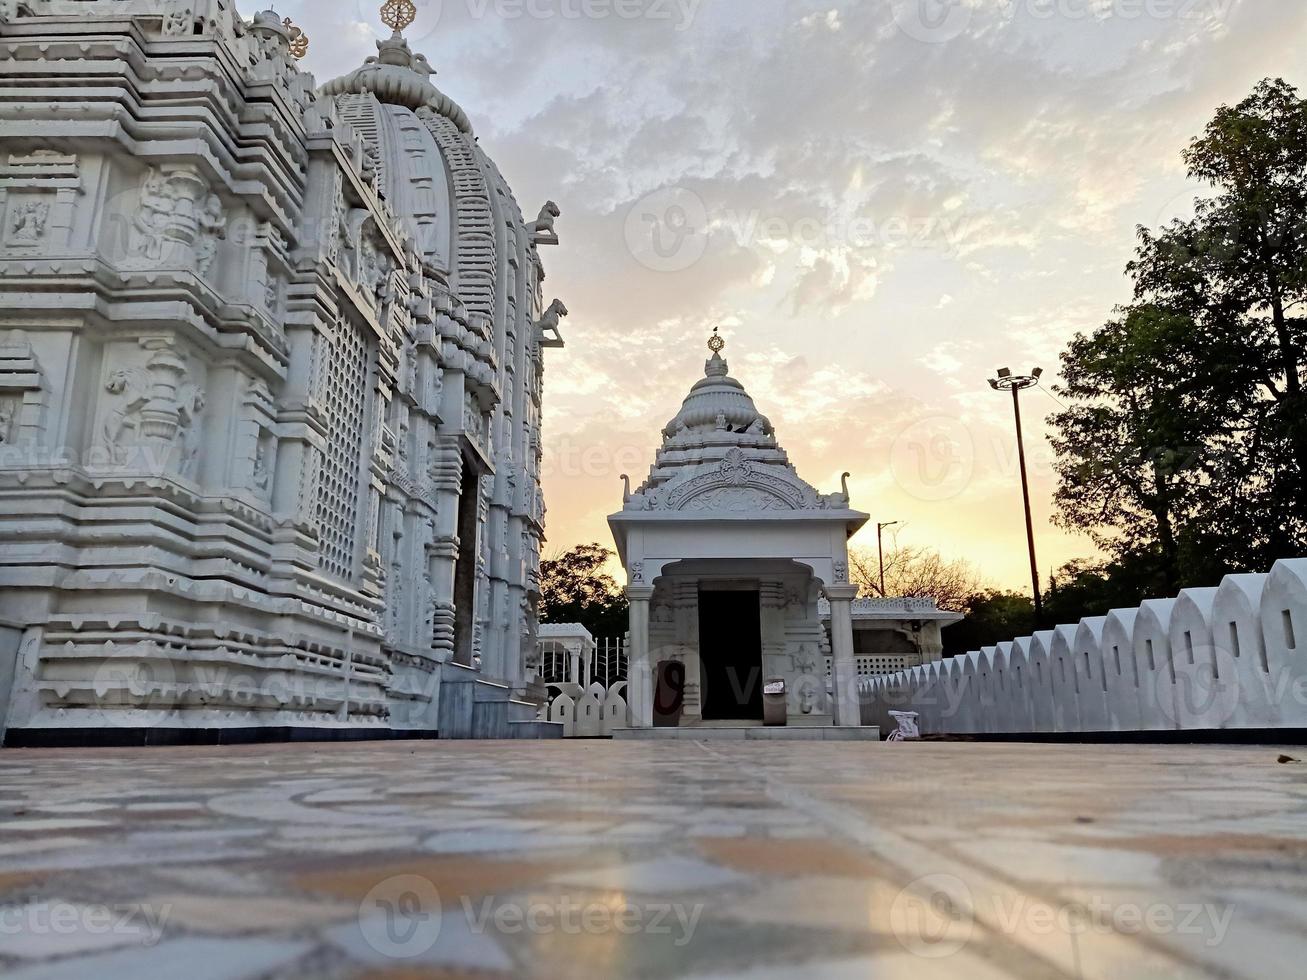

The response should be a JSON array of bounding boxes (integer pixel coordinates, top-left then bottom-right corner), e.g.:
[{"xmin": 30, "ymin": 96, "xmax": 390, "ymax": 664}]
[
  {"xmin": 627, "ymin": 584, "xmax": 655, "ymax": 728},
  {"xmin": 427, "ymin": 438, "xmax": 463, "ymax": 660},
  {"xmin": 827, "ymin": 584, "xmax": 861, "ymax": 726},
  {"xmin": 673, "ymin": 579, "xmax": 701, "ymax": 719},
  {"xmin": 568, "ymin": 641, "xmax": 583, "ymax": 687}
]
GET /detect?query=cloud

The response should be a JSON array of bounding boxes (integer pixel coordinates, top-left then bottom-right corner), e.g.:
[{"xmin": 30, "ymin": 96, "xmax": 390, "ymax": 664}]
[{"xmin": 265, "ymin": 0, "xmax": 1302, "ymax": 588}]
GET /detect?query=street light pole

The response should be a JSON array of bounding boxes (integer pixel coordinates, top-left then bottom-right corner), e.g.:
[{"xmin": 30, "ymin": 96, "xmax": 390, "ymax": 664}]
[
  {"xmin": 876, "ymin": 521, "xmax": 899, "ymax": 597},
  {"xmin": 988, "ymin": 367, "xmax": 1044, "ymax": 624}
]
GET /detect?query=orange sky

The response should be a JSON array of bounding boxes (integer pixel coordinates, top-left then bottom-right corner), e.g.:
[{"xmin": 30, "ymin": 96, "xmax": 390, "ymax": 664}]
[{"xmin": 288, "ymin": 0, "xmax": 1307, "ymax": 591}]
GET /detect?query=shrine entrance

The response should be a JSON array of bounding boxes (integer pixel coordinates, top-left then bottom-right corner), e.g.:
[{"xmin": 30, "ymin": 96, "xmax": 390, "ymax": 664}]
[
  {"xmin": 609, "ymin": 331, "xmax": 871, "ymax": 730},
  {"xmin": 698, "ymin": 589, "xmax": 764, "ymax": 720}
]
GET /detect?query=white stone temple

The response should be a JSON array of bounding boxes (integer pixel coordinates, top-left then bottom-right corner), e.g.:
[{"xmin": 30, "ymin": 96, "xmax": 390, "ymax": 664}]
[
  {"xmin": 609, "ymin": 332, "xmax": 874, "ymax": 732},
  {"xmin": 0, "ymin": 2, "xmax": 565, "ymax": 744}
]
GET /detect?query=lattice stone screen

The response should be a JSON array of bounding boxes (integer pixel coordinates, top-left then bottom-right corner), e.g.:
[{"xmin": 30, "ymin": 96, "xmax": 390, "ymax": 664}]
[
  {"xmin": 316, "ymin": 318, "xmax": 370, "ymax": 582},
  {"xmin": 826, "ymin": 655, "xmax": 914, "ymax": 677}
]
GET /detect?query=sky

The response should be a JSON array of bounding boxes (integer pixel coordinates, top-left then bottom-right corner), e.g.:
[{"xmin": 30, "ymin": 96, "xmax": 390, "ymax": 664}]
[{"xmin": 266, "ymin": 0, "xmax": 1307, "ymax": 591}]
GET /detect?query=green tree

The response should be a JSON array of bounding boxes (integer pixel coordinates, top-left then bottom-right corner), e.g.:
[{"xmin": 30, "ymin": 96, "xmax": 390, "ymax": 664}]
[
  {"xmin": 1133, "ymin": 78, "xmax": 1307, "ymax": 514},
  {"xmin": 1051, "ymin": 78, "xmax": 1307, "ymax": 580},
  {"xmin": 943, "ymin": 590, "xmax": 1034, "ymax": 656},
  {"xmin": 1041, "ymin": 558, "xmax": 1167, "ymax": 624},
  {"xmin": 1049, "ymin": 303, "xmax": 1235, "ymax": 591},
  {"xmin": 539, "ymin": 543, "xmax": 629, "ymax": 638}
]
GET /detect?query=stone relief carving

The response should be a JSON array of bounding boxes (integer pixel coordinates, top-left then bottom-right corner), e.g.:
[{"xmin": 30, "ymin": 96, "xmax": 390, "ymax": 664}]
[
  {"xmin": 663, "ymin": 466, "xmax": 808, "ymax": 512},
  {"xmin": 0, "ymin": 3, "xmax": 566, "ymax": 736},
  {"xmin": 679, "ymin": 488, "xmax": 792, "ymax": 512},
  {"xmin": 127, "ymin": 168, "xmax": 224, "ymax": 273},
  {"xmin": 720, "ymin": 447, "xmax": 751, "ymax": 484},
  {"xmin": 252, "ymin": 442, "xmax": 271, "ymax": 494},
  {"xmin": 0, "ymin": 397, "xmax": 17, "ymax": 443},
  {"xmin": 0, "ymin": 330, "xmax": 44, "ymax": 446},
  {"xmin": 1, "ymin": 151, "xmax": 80, "ymax": 253},
  {"xmin": 195, "ymin": 194, "xmax": 226, "ymax": 275},
  {"xmin": 792, "ymin": 645, "xmax": 818, "ymax": 675},
  {"xmin": 10, "ymin": 200, "xmax": 49, "ymax": 242},
  {"xmin": 324, "ymin": 173, "xmax": 345, "ymax": 267},
  {"xmin": 162, "ymin": 5, "xmax": 194, "ymax": 36},
  {"xmin": 101, "ymin": 339, "xmax": 205, "ymax": 477},
  {"xmin": 463, "ymin": 391, "xmax": 485, "ymax": 446},
  {"xmin": 360, "ymin": 235, "xmax": 385, "ymax": 302},
  {"xmin": 131, "ymin": 169, "xmax": 183, "ymax": 261}
]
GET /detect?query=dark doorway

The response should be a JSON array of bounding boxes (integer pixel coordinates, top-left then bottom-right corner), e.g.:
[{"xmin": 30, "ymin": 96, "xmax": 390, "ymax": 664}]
[
  {"xmin": 451, "ymin": 463, "xmax": 480, "ymax": 667},
  {"xmin": 698, "ymin": 590, "xmax": 763, "ymax": 720}
]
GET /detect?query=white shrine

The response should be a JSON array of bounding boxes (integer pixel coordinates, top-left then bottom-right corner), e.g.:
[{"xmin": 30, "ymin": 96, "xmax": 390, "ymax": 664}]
[
  {"xmin": 0, "ymin": 1, "xmax": 565, "ymax": 744},
  {"xmin": 609, "ymin": 332, "xmax": 873, "ymax": 731}
]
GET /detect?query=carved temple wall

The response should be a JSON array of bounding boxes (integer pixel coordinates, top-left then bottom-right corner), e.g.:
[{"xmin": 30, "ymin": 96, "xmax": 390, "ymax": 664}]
[{"xmin": 0, "ymin": 1, "xmax": 553, "ymax": 741}]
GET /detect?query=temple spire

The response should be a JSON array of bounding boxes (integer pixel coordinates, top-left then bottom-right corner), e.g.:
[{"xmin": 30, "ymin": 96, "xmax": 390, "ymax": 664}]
[
  {"xmin": 704, "ymin": 326, "xmax": 728, "ymax": 377},
  {"xmin": 380, "ymin": 0, "xmax": 418, "ymax": 37}
]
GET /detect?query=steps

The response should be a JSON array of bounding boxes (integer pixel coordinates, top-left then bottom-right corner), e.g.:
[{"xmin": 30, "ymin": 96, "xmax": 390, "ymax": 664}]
[
  {"xmin": 610, "ymin": 725, "xmax": 881, "ymax": 741},
  {"xmin": 437, "ymin": 663, "xmax": 562, "ymax": 739}
]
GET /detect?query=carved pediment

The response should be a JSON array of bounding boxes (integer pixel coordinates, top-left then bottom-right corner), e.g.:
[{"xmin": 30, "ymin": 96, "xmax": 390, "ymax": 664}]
[
  {"xmin": 660, "ymin": 449, "xmax": 819, "ymax": 513},
  {"xmin": 676, "ymin": 486, "xmax": 798, "ymax": 513}
]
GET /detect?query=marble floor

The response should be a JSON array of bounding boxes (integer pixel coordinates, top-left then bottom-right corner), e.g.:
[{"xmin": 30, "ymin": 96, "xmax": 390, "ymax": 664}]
[{"xmin": 1, "ymin": 741, "xmax": 1305, "ymax": 979}]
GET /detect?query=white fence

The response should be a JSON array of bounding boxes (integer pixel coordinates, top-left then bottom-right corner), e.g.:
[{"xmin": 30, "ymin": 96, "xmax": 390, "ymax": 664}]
[
  {"xmin": 535, "ymin": 633, "xmax": 626, "ymax": 688},
  {"xmin": 544, "ymin": 681, "xmax": 629, "ymax": 737},
  {"xmin": 861, "ymin": 558, "xmax": 1307, "ymax": 736}
]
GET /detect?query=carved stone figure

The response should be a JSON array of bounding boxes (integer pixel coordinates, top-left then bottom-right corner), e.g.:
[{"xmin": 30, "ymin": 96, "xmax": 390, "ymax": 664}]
[
  {"xmin": 131, "ymin": 169, "xmax": 174, "ymax": 261},
  {"xmin": 195, "ymin": 194, "xmax": 226, "ymax": 275},
  {"xmin": 535, "ymin": 298, "xmax": 568, "ymax": 347},
  {"xmin": 10, "ymin": 200, "xmax": 49, "ymax": 242},
  {"xmin": 0, "ymin": 399, "xmax": 16, "ymax": 442},
  {"xmin": 252, "ymin": 443, "xmax": 271, "ymax": 493},
  {"xmin": 532, "ymin": 201, "xmax": 560, "ymax": 245},
  {"xmin": 101, "ymin": 343, "xmax": 205, "ymax": 476},
  {"xmin": 162, "ymin": 6, "xmax": 193, "ymax": 36}
]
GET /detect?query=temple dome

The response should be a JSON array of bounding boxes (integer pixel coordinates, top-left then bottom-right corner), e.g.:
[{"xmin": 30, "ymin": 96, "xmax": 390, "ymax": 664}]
[
  {"xmin": 319, "ymin": 32, "xmax": 472, "ymax": 131},
  {"xmin": 319, "ymin": 29, "xmax": 523, "ymax": 304},
  {"xmin": 662, "ymin": 353, "xmax": 773, "ymax": 439},
  {"xmin": 615, "ymin": 335, "xmax": 862, "ymax": 521}
]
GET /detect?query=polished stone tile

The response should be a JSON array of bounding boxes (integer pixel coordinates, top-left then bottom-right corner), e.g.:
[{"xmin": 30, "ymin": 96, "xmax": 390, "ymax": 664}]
[
  {"xmin": 0, "ymin": 741, "xmax": 1304, "ymax": 977},
  {"xmin": 550, "ymin": 855, "xmax": 752, "ymax": 894},
  {"xmin": 1, "ymin": 936, "xmax": 313, "ymax": 980}
]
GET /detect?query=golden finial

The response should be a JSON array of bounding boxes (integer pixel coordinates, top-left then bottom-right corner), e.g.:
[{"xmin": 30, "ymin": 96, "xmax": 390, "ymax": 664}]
[
  {"xmin": 707, "ymin": 326, "xmax": 725, "ymax": 355},
  {"xmin": 283, "ymin": 17, "xmax": 309, "ymax": 58},
  {"xmin": 381, "ymin": 0, "xmax": 418, "ymax": 33}
]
